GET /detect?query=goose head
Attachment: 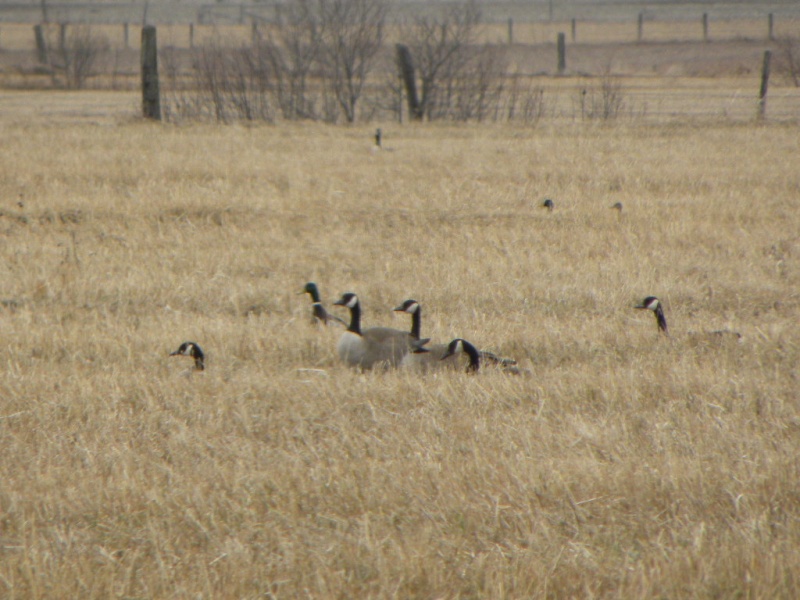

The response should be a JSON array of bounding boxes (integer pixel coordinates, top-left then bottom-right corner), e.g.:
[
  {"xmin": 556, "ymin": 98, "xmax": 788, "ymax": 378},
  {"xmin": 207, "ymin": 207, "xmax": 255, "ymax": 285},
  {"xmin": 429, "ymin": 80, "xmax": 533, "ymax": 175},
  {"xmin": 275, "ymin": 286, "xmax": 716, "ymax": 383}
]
[
  {"xmin": 170, "ymin": 341, "xmax": 205, "ymax": 371},
  {"xmin": 303, "ymin": 282, "xmax": 322, "ymax": 302},
  {"xmin": 635, "ymin": 296, "xmax": 668, "ymax": 334},
  {"xmin": 393, "ymin": 299, "xmax": 422, "ymax": 339},
  {"xmin": 441, "ymin": 338, "xmax": 480, "ymax": 372}
]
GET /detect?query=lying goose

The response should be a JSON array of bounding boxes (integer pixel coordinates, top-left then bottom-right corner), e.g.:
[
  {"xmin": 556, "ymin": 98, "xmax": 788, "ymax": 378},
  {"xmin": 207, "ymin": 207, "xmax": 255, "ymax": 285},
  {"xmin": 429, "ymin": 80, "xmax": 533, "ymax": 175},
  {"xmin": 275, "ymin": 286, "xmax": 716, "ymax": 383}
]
[
  {"xmin": 542, "ymin": 198, "xmax": 555, "ymax": 211},
  {"xmin": 333, "ymin": 292, "xmax": 427, "ymax": 370},
  {"xmin": 393, "ymin": 299, "xmax": 519, "ymax": 372},
  {"xmin": 440, "ymin": 338, "xmax": 481, "ymax": 372},
  {"xmin": 303, "ymin": 282, "xmax": 346, "ymax": 327},
  {"xmin": 170, "ymin": 341, "xmax": 205, "ymax": 371},
  {"xmin": 635, "ymin": 295, "xmax": 742, "ymax": 342}
]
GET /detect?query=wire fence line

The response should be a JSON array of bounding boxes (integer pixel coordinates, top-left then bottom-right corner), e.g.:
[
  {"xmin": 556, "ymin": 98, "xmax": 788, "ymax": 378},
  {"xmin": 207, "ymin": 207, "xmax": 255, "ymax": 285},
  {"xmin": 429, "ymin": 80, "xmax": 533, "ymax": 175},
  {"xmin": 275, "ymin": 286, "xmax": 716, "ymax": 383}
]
[{"xmin": 0, "ymin": 7, "xmax": 797, "ymax": 124}]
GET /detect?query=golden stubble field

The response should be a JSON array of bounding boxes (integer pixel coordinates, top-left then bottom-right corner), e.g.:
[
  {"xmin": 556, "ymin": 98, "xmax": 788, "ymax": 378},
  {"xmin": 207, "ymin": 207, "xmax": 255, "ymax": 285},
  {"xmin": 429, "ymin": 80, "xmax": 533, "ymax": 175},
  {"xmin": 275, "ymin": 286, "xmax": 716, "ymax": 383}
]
[{"xmin": 0, "ymin": 110, "xmax": 799, "ymax": 598}]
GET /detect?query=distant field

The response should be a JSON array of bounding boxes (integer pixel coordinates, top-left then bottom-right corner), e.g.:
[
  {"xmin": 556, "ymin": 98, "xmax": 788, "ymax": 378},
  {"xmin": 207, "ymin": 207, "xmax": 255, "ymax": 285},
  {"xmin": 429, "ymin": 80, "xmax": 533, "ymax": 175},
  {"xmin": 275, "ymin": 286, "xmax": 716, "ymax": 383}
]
[{"xmin": 0, "ymin": 105, "xmax": 799, "ymax": 597}]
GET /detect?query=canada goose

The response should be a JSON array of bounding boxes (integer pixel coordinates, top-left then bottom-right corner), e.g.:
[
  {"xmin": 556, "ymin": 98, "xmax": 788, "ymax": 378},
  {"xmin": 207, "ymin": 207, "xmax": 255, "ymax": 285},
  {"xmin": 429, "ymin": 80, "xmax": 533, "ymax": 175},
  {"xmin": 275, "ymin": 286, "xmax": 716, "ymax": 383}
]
[
  {"xmin": 635, "ymin": 296, "xmax": 668, "ymax": 335},
  {"xmin": 393, "ymin": 299, "xmax": 460, "ymax": 371},
  {"xmin": 441, "ymin": 338, "xmax": 481, "ymax": 372},
  {"xmin": 635, "ymin": 295, "xmax": 742, "ymax": 342},
  {"xmin": 170, "ymin": 341, "xmax": 205, "ymax": 371},
  {"xmin": 611, "ymin": 202, "xmax": 623, "ymax": 212},
  {"xmin": 333, "ymin": 292, "xmax": 427, "ymax": 369},
  {"xmin": 393, "ymin": 298, "xmax": 519, "ymax": 372},
  {"xmin": 303, "ymin": 282, "xmax": 346, "ymax": 327},
  {"xmin": 543, "ymin": 198, "xmax": 554, "ymax": 211}
]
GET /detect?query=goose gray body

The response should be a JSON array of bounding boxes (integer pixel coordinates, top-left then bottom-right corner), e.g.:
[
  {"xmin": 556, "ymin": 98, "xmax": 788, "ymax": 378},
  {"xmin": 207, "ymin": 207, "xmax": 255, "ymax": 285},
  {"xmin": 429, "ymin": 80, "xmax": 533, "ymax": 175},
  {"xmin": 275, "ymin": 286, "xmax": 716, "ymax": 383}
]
[{"xmin": 334, "ymin": 293, "xmax": 424, "ymax": 370}]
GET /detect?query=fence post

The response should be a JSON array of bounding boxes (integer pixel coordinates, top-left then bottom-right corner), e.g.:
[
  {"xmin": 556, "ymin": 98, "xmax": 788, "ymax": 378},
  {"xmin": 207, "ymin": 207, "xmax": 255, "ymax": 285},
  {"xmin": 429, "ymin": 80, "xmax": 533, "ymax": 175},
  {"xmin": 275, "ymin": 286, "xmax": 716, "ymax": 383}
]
[
  {"xmin": 758, "ymin": 50, "xmax": 771, "ymax": 120},
  {"xmin": 189, "ymin": 23, "xmax": 194, "ymax": 49},
  {"xmin": 571, "ymin": 18, "xmax": 576, "ymax": 42},
  {"xmin": 59, "ymin": 22, "xmax": 67, "ymax": 52},
  {"xmin": 123, "ymin": 22, "xmax": 129, "ymax": 48},
  {"xmin": 251, "ymin": 20, "xmax": 259, "ymax": 45},
  {"xmin": 557, "ymin": 32, "xmax": 566, "ymax": 74},
  {"xmin": 34, "ymin": 24, "xmax": 48, "ymax": 63},
  {"xmin": 637, "ymin": 12, "xmax": 643, "ymax": 42},
  {"xmin": 396, "ymin": 44, "xmax": 421, "ymax": 120},
  {"xmin": 702, "ymin": 13, "xmax": 708, "ymax": 41},
  {"xmin": 141, "ymin": 25, "xmax": 161, "ymax": 120},
  {"xmin": 768, "ymin": 13, "xmax": 774, "ymax": 41},
  {"xmin": 507, "ymin": 17, "xmax": 513, "ymax": 45}
]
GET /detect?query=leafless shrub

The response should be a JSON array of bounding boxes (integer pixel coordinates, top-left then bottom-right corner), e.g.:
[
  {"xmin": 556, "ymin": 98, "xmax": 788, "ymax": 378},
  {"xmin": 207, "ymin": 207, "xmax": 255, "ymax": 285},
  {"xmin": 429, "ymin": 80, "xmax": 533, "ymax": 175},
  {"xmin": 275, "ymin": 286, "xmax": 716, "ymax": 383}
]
[
  {"xmin": 49, "ymin": 25, "xmax": 109, "ymax": 89},
  {"xmin": 448, "ymin": 48, "xmax": 506, "ymax": 122},
  {"xmin": 506, "ymin": 76, "xmax": 548, "ymax": 125},
  {"xmin": 164, "ymin": 41, "xmax": 275, "ymax": 123},
  {"xmin": 400, "ymin": 1, "xmax": 482, "ymax": 121},
  {"xmin": 262, "ymin": 0, "xmax": 323, "ymax": 120},
  {"xmin": 318, "ymin": 0, "xmax": 387, "ymax": 123},
  {"xmin": 775, "ymin": 37, "xmax": 800, "ymax": 88},
  {"xmin": 577, "ymin": 74, "xmax": 626, "ymax": 121}
]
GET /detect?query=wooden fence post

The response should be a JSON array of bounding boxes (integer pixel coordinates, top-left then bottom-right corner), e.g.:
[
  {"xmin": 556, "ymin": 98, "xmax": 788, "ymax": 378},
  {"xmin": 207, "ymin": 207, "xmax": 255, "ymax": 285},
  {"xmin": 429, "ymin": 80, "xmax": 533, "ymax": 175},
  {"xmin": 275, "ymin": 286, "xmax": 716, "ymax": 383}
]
[
  {"xmin": 557, "ymin": 32, "xmax": 566, "ymax": 74},
  {"xmin": 396, "ymin": 44, "xmax": 421, "ymax": 121},
  {"xmin": 637, "ymin": 12, "xmax": 643, "ymax": 42},
  {"xmin": 189, "ymin": 23, "xmax": 194, "ymax": 49},
  {"xmin": 34, "ymin": 24, "xmax": 48, "ymax": 63},
  {"xmin": 123, "ymin": 22, "xmax": 129, "ymax": 48},
  {"xmin": 507, "ymin": 17, "xmax": 513, "ymax": 45},
  {"xmin": 59, "ymin": 22, "xmax": 67, "ymax": 52},
  {"xmin": 251, "ymin": 20, "xmax": 259, "ymax": 45},
  {"xmin": 768, "ymin": 13, "xmax": 774, "ymax": 41},
  {"xmin": 758, "ymin": 50, "xmax": 771, "ymax": 120},
  {"xmin": 702, "ymin": 13, "xmax": 708, "ymax": 41},
  {"xmin": 571, "ymin": 18, "xmax": 576, "ymax": 42},
  {"xmin": 141, "ymin": 25, "xmax": 161, "ymax": 120}
]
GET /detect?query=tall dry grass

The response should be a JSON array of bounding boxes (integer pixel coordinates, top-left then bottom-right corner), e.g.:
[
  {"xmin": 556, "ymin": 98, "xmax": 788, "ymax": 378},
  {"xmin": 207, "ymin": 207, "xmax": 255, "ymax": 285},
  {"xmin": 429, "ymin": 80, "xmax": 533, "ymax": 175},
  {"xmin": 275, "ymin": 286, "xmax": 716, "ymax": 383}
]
[{"xmin": 0, "ymin": 115, "xmax": 799, "ymax": 598}]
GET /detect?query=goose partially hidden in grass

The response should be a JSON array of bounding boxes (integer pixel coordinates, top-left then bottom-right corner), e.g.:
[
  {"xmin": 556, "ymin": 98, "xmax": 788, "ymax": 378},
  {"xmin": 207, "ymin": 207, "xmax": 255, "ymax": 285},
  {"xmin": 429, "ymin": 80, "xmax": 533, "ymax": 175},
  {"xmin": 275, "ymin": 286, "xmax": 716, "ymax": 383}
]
[
  {"xmin": 634, "ymin": 296, "xmax": 742, "ymax": 342},
  {"xmin": 170, "ymin": 341, "xmax": 205, "ymax": 371},
  {"xmin": 303, "ymin": 282, "xmax": 346, "ymax": 327},
  {"xmin": 393, "ymin": 299, "xmax": 519, "ymax": 373},
  {"xmin": 333, "ymin": 292, "xmax": 428, "ymax": 370}
]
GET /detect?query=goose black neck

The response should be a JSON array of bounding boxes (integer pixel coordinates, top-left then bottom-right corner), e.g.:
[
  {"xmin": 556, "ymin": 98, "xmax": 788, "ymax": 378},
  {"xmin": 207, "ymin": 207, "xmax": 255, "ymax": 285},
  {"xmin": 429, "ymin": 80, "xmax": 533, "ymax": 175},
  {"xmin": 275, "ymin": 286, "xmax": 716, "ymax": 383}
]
[
  {"xmin": 192, "ymin": 346, "xmax": 205, "ymax": 370},
  {"xmin": 346, "ymin": 301, "xmax": 362, "ymax": 335},
  {"xmin": 655, "ymin": 306, "xmax": 668, "ymax": 334},
  {"xmin": 462, "ymin": 340, "xmax": 480, "ymax": 372},
  {"xmin": 410, "ymin": 307, "xmax": 421, "ymax": 340},
  {"xmin": 307, "ymin": 287, "xmax": 321, "ymax": 303}
]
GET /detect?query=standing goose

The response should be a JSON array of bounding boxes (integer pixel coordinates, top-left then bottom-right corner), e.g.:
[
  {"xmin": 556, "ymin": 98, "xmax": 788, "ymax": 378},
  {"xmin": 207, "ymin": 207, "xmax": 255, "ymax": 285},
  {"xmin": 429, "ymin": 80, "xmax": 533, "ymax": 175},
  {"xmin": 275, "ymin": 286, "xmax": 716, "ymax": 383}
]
[
  {"xmin": 333, "ymin": 292, "xmax": 427, "ymax": 370},
  {"xmin": 393, "ymin": 299, "xmax": 519, "ymax": 372},
  {"xmin": 635, "ymin": 296, "xmax": 668, "ymax": 335},
  {"xmin": 170, "ymin": 341, "xmax": 205, "ymax": 371},
  {"xmin": 303, "ymin": 282, "xmax": 346, "ymax": 327}
]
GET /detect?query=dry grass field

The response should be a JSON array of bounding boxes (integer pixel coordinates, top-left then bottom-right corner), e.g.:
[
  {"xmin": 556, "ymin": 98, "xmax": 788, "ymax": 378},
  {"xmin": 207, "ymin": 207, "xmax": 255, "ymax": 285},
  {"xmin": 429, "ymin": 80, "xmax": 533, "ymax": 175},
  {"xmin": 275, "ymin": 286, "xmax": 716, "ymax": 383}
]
[{"xmin": 1, "ymin": 103, "xmax": 799, "ymax": 598}]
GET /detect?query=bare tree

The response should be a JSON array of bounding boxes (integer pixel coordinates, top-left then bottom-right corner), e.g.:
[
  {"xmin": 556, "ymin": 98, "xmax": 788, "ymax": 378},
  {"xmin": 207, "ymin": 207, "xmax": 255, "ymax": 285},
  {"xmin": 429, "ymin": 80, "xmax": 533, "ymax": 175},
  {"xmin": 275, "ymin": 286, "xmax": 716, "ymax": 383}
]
[
  {"xmin": 50, "ymin": 25, "xmax": 109, "ymax": 89},
  {"xmin": 319, "ymin": 0, "xmax": 387, "ymax": 123},
  {"xmin": 401, "ymin": 1, "xmax": 482, "ymax": 120},
  {"xmin": 262, "ymin": 0, "xmax": 323, "ymax": 120}
]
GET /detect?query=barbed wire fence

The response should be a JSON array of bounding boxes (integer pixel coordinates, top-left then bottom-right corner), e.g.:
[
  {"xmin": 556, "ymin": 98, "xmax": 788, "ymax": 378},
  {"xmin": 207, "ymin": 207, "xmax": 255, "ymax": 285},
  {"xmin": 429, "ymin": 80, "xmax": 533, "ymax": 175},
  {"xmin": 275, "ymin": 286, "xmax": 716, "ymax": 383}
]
[{"xmin": 0, "ymin": 2, "xmax": 798, "ymax": 123}]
